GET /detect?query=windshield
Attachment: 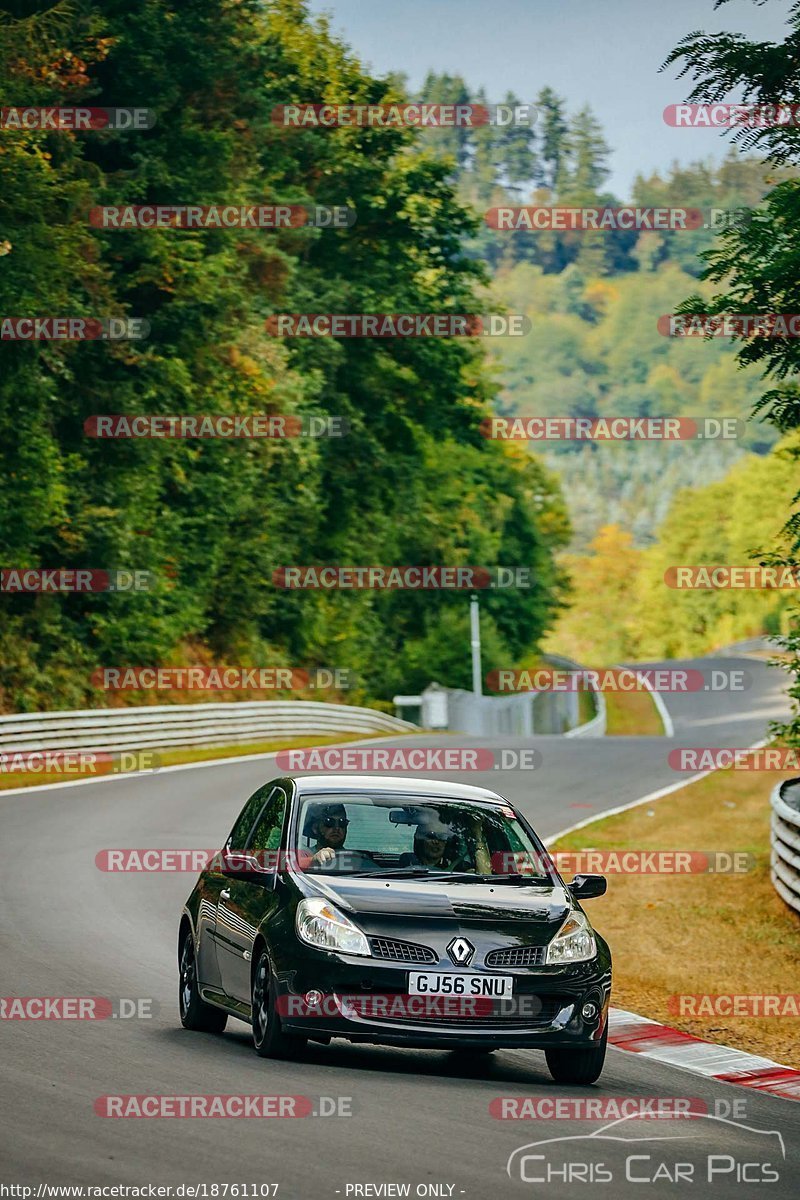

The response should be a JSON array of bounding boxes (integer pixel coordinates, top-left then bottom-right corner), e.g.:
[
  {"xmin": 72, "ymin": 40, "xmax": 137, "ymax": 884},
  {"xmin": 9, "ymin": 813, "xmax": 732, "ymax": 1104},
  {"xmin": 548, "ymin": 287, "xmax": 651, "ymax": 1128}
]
[{"xmin": 294, "ymin": 793, "xmax": 554, "ymax": 880}]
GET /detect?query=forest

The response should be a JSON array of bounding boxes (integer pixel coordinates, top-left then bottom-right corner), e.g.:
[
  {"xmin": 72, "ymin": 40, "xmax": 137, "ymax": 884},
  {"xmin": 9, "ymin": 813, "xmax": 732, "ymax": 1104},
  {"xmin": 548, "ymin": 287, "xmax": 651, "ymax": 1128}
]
[{"xmin": 1, "ymin": 0, "xmax": 798, "ymax": 729}]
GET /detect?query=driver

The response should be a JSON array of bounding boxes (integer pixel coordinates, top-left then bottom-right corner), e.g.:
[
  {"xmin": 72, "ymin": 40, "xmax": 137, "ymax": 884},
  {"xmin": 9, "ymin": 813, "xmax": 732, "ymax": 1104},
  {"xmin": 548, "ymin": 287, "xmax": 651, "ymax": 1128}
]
[
  {"xmin": 299, "ymin": 803, "xmax": 375, "ymax": 872},
  {"xmin": 304, "ymin": 802, "xmax": 350, "ymax": 868}
]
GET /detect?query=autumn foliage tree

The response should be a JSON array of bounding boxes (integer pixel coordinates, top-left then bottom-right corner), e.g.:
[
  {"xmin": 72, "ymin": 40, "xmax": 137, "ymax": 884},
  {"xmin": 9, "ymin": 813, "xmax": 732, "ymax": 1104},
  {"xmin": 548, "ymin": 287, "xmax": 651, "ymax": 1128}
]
[{"xmin": 0, "ymin": 0, "xmax": 568, "ymax": 710}]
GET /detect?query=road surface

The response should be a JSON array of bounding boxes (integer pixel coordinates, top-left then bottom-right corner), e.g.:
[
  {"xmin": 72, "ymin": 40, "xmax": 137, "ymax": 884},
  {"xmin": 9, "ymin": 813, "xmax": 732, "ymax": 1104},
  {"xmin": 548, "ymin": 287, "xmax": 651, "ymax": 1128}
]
[{"xmin": 1, "ymin": 654, "xmax": 797, "ymax": 1197}]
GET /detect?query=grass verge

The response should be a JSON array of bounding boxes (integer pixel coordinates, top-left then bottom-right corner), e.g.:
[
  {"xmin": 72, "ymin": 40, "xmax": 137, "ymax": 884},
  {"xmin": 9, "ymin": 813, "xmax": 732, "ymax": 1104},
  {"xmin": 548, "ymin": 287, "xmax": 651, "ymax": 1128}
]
[
  {"xmin": 604, "ymin": 687, "xmax": 664, "ymax": 735},
  {"xmin": 0, "ymin": 732, "xmax": 392, "ymax": 792},
  {"xmin": 551, "ymin": 766, "xmax": 800, "ymax": 1066}
]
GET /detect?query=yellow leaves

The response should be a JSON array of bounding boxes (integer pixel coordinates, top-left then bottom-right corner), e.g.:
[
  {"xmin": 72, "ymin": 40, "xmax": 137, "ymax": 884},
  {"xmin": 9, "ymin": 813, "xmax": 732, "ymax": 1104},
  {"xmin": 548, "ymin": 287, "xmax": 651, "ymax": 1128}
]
[
  {"xmin": 237, "ymin": 354, "xmax": 260, "ymax": 377},
  {"xmin": 93, "ymin": 37, "xmax": 116, "ymax": 61},
  {"xmin": 582, "ymin": 278, "xmax": 619, "ymax": 313},
  {"xmin": 546, "ymin": 524, "xmax": 644, "ymax": 663},
  {"xmin": 502, "ymin": 439, "xmax": 530, "ymax": 463}
]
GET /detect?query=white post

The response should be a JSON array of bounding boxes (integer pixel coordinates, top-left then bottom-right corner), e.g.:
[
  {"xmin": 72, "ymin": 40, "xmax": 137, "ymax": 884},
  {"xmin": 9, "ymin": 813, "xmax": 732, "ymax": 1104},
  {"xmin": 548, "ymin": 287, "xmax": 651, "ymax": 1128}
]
[{"xmin": 470, "ymin": 593, "xmax": 482, "ymax": 696}]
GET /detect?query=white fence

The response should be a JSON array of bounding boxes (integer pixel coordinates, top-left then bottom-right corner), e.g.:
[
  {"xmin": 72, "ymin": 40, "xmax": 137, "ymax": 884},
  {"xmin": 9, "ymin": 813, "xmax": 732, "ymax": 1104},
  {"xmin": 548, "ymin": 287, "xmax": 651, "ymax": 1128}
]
[
  {"xmin": 770, "ymin": 777, "xmax": 800, "ymax": 915},
  {"xmin": 394, "ymin": 655, "xmax": 607, "ymax": 738},
  {"xmin": 0, "ymin": 701, "xmax": 417, "ymax": 755},
  {"xmin": 441, "ymin": 686, "xmax": 583, "ymax": 737}
]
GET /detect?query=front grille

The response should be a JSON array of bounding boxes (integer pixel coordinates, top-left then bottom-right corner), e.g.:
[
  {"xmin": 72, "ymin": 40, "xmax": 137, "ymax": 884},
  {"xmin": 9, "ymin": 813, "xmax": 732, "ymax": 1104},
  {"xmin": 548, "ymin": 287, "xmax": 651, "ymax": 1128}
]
[
  {"xmin": 369, "ymin": 937, "xmax": 437, "ymax": 964},
  {"xmin": 485, "ymin": 944, "xmax": 546, "ymax": 968},
  {"xmin": 371, "ymin": 993, "xmax": 572, "ymax": 1028}
]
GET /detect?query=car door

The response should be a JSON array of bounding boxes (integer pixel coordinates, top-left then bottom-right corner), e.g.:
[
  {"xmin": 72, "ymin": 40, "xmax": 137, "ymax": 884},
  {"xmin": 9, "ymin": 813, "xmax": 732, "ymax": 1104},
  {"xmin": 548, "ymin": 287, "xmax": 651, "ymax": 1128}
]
[
  {"xmin": 216, "ymin": 784, "xmax": 288, "ymax": 1005},
  {"xmin": 197, "ymin": 781, "xmax": 275, "ymax": 999}
]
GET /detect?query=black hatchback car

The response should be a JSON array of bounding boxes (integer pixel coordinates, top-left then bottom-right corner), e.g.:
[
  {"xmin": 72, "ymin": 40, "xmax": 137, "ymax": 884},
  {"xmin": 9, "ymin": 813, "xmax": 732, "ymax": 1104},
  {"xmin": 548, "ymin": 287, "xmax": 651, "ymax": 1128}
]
[{"xmin": 179, "ymin": 774, "xmax": 611, "ymax": 1083}]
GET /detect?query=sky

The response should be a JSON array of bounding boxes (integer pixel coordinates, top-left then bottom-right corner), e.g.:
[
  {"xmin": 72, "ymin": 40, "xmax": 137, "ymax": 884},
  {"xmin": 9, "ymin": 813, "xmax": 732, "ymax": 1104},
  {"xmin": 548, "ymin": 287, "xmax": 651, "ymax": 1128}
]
[{"xmin": 305, "ymin": 0, "xmax": 789, "ymax": 196}]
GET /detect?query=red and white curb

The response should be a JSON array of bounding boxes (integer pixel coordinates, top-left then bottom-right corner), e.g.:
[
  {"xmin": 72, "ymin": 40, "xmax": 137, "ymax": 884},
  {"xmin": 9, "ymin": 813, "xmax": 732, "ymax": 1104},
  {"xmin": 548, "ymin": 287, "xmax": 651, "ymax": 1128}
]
[{"xmin": 609, "ymin": 1007, "xmax": 800, "ymax": 1101}]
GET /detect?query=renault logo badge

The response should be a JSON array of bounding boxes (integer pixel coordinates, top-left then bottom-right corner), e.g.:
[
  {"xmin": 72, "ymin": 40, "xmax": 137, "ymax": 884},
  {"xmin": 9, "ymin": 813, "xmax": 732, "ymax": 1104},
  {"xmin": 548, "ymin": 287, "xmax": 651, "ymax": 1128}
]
[{"xmin": 447, "ymin": 936, "xmax": 475, "ymax": 966}]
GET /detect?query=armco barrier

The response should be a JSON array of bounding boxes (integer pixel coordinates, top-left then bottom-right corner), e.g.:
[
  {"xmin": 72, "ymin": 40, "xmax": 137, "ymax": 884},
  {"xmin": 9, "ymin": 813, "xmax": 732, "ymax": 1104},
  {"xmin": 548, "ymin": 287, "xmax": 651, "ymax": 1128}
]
[
  {"xmin": 770, "ymin": 777, "xmax": 800, "ymax": 915},
  {"xmin": 397, "ymin": 655, "xmax": 606, "ymax": 737},
  {"xmin": 547, "ymin": 653, "xmax": 606, "ymax": 738},
  {"xmin": 0, "ymin": 701, "xmax": 417, "ymax": 755},
  {"xmin": 563, "ymin": 689, "xmax": 607, "ymax": 738}
]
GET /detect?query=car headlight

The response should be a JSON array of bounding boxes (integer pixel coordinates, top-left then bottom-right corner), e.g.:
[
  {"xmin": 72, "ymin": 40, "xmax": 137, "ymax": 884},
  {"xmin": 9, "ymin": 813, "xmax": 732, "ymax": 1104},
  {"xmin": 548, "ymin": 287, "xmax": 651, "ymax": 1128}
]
[
  {"xmin": 296, "ymin": 897, "xmax": 371, "ymax": 957},
  {"xmin": 546, "ymin": 910, "xmax": 596, "ymax": 964}
]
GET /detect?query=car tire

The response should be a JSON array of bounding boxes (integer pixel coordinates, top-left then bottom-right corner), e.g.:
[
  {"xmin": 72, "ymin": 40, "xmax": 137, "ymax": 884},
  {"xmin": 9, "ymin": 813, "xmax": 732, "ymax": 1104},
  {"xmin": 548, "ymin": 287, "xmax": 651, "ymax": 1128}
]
[
  {"xmin": 545, "ymin": 1026, "xmax": 607, "ymax": 1084},
  {"xmin": 251, "ymin": 949, "xmax": 307, "ymax": 1060},
  {"xmin": 179, "ymin": 930, "xmax": 227, "ymax": 1033}
]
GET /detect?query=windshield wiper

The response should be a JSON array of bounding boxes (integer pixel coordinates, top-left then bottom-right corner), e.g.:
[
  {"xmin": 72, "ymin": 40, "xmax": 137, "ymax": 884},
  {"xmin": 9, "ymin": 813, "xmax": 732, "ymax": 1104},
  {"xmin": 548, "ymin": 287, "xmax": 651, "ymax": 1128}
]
[
  {"xmin": 343, "ymin": 868, "xmax": 479, "ymax": 881},
  {"xmin": 479, "ymin": 873, "xmax": 552, "ymax": 885},
  {"xmin": 337, "ymin": 868, "xmax": 552, "ymax": 884}
]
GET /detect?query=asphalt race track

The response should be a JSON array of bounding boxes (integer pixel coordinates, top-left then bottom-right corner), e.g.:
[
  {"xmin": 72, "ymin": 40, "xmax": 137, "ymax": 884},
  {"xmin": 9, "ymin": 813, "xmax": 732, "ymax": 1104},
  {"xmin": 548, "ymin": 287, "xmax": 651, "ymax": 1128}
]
[{"xmin": 1, "ymin": 654, "xmax": 798, "ymax": 1197}]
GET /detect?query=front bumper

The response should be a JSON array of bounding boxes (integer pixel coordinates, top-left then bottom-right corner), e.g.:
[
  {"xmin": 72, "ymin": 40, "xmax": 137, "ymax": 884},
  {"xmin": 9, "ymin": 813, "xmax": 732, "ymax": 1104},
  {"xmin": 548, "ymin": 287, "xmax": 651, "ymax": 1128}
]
[{"xmin": 274, "ymin": 941, "xmax": 612, "ymax": 1050}]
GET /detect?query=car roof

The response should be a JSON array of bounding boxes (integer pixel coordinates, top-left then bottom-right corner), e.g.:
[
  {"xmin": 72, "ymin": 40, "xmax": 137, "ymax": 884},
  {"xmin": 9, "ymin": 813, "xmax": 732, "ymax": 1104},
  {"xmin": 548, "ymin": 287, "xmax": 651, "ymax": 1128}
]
[{"xmin": 292, "ymin": 774, "xmax": 507, "ymax": 803}]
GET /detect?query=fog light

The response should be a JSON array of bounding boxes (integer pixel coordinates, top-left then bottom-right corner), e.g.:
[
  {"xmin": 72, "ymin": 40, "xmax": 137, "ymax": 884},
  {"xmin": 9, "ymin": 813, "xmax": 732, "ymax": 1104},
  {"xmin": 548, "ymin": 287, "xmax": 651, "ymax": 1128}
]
[
  {"xmin": 581, "ymin": 1001, "xmax": 599, "ymax": 1021},
  {"xmin": 305, "ymin": 990, "xmax": 323, "ymax": 1009}
]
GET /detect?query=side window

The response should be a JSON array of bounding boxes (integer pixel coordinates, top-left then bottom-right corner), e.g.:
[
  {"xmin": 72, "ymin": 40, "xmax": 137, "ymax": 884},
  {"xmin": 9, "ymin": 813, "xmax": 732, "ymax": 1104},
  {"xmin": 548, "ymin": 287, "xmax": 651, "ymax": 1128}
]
[
  {"xmin": 227, "ymin": 785, "xmax": 273, "ymax": 852},
  {"xmin": 247, "ymin": 787, "xmax": 288, "ymax": 855}
]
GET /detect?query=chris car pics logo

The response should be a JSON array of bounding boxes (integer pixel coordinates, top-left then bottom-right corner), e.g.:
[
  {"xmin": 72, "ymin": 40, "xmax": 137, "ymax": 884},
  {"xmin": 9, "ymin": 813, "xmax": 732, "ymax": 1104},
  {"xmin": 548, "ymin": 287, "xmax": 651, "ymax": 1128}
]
[{"xmin": 506, "ymin": 1113, "xmax": 785, "ymax": 1185}]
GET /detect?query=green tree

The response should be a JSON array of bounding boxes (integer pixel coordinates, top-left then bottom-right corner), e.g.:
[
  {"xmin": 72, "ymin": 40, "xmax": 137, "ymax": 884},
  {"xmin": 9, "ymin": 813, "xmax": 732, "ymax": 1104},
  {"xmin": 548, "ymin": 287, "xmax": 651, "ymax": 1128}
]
[
  {"xmin": 0, "ymin": 0, "xmax": 568, "ymax": 711},
  {"xmin": 665, "ymin": 0, "xmax": 800, "ymax": 744},
  {"xmin": 534, "ymin": 86, "xmax": 569, "ymax": 193},
  {"xmin": 498, "ymin": 89, "xmax": 538, "ymax": 193}
]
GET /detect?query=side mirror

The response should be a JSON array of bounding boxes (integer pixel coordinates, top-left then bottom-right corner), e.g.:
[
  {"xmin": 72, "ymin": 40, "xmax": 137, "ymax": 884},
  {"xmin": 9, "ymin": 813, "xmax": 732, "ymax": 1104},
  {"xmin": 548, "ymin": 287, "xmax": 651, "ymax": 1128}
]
[
  {"xmin": 568, "ymin": 873, "xmax": 607, "ymax": 900},
  {"xmin": 220, "ymin": 849, "xmax": 276, "ymax": 885}
]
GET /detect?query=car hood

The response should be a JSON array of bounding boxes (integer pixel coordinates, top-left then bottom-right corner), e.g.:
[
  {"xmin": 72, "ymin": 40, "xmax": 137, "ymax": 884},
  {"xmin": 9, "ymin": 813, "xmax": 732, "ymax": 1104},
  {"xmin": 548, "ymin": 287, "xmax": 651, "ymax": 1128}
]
[{"xmin": 305, "ymin": 875, "xmax": 572, "ymax": 926}]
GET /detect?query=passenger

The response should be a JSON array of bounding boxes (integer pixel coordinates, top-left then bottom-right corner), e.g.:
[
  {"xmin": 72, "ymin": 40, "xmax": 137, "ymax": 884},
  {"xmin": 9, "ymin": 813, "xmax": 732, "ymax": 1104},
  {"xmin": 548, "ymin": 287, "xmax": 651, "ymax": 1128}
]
[{"xmin": 399, "ymin": 815, "xmax": 453, "ymax": 868}]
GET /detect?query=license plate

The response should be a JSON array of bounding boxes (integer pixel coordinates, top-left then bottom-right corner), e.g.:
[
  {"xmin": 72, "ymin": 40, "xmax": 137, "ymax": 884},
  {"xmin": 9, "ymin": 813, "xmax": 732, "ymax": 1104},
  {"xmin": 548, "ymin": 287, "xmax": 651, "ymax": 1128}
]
[{"xmin": 408, "ymin": 972, "xmax": 513, "ymax": 997}]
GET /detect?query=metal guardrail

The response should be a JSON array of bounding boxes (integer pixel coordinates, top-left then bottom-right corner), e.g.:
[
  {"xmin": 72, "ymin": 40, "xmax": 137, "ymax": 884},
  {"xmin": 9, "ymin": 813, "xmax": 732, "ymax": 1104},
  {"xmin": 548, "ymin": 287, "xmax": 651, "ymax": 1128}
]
[
  {"xmin": 397, "ymin": 655, "xmax": 607, "ymax": 737},
  {"xmin": 547, "ymin": 653, "xmax": 606, "ymax": 738},
  {"xmin": 0, "ymin": 701, "xmax": 417, "ymax": 755},
  {"xmin": 564, "ymin": 689, "xmax": 607, "ymax": 738},
  {"xmin": 770, "ymin": 777, "xmax": 800, "ymax": 915}
]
